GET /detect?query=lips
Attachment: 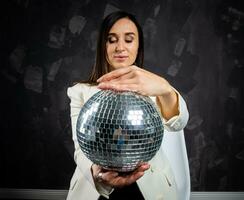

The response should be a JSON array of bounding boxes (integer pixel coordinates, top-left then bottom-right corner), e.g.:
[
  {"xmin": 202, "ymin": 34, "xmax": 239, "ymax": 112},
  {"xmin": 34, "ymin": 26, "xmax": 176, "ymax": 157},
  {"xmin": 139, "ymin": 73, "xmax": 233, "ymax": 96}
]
[
  {"xmin": 114, "ymin": 55, "xmax": 128, "ymax": 62},
  {"xmin": 114, "ymin": 55, "xmax": 128, "ymax": 58}
]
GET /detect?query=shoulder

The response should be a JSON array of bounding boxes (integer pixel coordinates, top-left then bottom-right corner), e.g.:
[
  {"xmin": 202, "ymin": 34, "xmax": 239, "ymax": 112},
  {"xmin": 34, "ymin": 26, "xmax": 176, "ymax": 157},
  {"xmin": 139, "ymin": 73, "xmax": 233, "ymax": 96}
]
[
  {"xmin": 68, "ymin": 83, "xmax": 91, "ymax": 92},
  {"xmin": 67, "ymin": 83, "xmax": 100, "ymax": 102},
  {"xmin": 67, "ymin": 83, "xmax": 89, "ymax": 99}
]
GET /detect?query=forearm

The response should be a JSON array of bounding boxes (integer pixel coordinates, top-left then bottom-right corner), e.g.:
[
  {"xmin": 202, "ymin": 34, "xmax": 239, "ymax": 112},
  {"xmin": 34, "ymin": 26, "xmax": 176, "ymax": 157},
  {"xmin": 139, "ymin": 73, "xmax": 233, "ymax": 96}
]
[{"xmin": 156, "ymin": 87, "xmax": 179, "ymax": 120}]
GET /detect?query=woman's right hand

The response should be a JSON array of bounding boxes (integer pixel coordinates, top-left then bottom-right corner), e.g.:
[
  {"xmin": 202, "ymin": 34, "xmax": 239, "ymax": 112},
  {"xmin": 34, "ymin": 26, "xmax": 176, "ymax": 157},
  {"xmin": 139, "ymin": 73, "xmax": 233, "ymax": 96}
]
[{"xmin": 91, "ymin": 163, "xmax": 150, "ymax": 188}]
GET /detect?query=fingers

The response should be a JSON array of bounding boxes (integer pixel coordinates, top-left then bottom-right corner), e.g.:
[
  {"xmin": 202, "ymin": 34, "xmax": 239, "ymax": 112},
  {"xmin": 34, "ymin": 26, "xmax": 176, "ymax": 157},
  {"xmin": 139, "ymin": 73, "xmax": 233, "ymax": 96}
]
[
  {"xmin": 111, "ymin": 163, "xmax": 150, "ymax": 187},
  {"xmin": 102, "ymin": 171, "xmax": 119, "ymax": 182},
  {"xmin": 115, "ymin": 171, "xmax": 144, "ymax": 187},
  {"xmin": 98, "ymin": 82, "xmax": 141, "ymax": 94},
  {"xmin": 136, "ymin": 162, "xmax": 150, "ymax": 172},
  {"xmin": 97, "ymin": 65, "xmax": 146, "ymax": 93},
  {"xmin": 98, "ymin": 72, "xmax": 135, "ymax": 85},
  {"xmin": 97, "ymin": 65, "xmax": 138, "ymax": 82},
  {"xmin": 103, "ymin": 170, "xmax": 144, "ymax": 187},
  {"xmin": 97, "ymin": 67, "xmax": 131, "ymax": 82},
  {"xmin": 98, "ymin": 163, "xmax": 150, "ymax": 188},
  {"xmin": 97, "ymin": 71, "xmax": 140, "ymax": 92}
]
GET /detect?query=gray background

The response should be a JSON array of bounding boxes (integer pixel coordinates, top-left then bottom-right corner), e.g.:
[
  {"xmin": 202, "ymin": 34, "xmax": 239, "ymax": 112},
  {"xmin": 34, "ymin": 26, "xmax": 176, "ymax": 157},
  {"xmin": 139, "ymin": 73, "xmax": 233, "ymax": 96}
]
[{"xmin": 0, "ymin": 0, "xmax": 243, "ymax": 191}]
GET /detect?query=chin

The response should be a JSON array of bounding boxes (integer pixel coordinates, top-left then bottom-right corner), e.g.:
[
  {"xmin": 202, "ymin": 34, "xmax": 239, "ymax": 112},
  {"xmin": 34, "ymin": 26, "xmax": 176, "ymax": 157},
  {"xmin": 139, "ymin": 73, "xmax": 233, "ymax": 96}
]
[
  {"xmin": 114, "ymin": 62, "xmax": 134, "ymax": 68},
  {"xmin": 111, "ymin": 64, "xmax": 127, "ymax": 69}
]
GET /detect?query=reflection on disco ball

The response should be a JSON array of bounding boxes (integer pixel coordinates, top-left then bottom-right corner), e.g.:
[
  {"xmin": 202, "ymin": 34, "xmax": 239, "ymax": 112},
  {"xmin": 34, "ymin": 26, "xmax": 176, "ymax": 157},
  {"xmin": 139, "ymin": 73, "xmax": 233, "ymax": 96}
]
[{"xmin": 77, "ymin": 90, "xmax": 164, "ymax": 172}]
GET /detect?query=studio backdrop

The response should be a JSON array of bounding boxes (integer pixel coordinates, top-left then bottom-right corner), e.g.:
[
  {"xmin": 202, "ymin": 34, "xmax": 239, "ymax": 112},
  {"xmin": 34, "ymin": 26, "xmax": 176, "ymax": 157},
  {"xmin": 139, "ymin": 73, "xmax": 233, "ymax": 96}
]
[{"xmin": 0, "ymin": 0, "xmax": 243, "ymax": 194}]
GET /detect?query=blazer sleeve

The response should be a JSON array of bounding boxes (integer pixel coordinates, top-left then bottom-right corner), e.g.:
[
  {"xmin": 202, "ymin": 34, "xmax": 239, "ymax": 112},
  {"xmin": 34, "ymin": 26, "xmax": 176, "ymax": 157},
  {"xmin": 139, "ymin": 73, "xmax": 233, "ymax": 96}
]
[
  {"xmin": 67, "ymin": 84, "xmax": 95, "ymax": 185},
  {"xmin": 67, "ymin": 84, "xmax": 113, "ymax": 198},
  {"xmin": 156, "ymin": 89, "xmax": 189, "ymax": 132}
]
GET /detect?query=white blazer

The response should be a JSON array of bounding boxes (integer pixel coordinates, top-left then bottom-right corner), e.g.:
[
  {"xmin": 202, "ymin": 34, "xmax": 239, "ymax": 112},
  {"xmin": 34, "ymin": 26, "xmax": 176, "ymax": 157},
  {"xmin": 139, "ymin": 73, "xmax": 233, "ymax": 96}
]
[{"xmin": 66, "ymin": 83, "xmax": 189, "ymax": 200}]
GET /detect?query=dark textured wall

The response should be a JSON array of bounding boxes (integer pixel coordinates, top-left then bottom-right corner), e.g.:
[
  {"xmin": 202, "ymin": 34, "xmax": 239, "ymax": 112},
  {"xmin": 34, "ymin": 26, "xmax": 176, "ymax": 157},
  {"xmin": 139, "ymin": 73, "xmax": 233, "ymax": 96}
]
[{"xmin": 0, "ymin": 0, "xmax": 243, "ymax": 191}]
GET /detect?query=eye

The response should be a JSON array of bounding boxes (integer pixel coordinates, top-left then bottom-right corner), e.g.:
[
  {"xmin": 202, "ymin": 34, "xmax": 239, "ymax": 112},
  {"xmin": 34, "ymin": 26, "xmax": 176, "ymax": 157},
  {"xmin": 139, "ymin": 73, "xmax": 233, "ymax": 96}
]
[
  {"xmin": 125, "ymin": 39, "xmax": 133, "ymax": 43},
  {"xmin": 125, "ymin": 36, "xmax": 134, "ymax": 43},
  {"xmin": 107, "ymin": 36, "xmax": 117, "ymax": 44}
]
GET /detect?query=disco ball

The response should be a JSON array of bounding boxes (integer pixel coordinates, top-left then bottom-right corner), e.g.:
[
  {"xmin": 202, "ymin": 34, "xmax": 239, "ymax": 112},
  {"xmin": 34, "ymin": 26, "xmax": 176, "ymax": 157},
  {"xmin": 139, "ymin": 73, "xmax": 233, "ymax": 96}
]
[{"xmin": 76, "ymin": 90, "xmax": 164, "ymax": 172}]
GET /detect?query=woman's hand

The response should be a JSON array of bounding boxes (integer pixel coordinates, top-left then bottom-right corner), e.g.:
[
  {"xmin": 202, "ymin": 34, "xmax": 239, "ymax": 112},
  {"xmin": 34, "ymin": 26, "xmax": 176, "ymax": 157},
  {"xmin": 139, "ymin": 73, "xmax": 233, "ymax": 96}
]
[
  {"xmin": 97, "ymin": 65, "xmax": 172, "ymax": 97},
  {"xmin": 97, "ymin": 65, "xmax": 179, "ymax": 119},
  {"xmin": 91, "ymin": 163, "xmax": 150, "ymax": 188}
]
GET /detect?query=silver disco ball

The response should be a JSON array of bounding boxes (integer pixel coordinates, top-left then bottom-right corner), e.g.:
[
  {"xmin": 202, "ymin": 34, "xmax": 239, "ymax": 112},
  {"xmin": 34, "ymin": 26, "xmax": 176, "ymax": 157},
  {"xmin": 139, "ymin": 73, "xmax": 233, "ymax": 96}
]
[{"xmin": 76, "ymin": 90, "xmax": 164, "ymax": 172}]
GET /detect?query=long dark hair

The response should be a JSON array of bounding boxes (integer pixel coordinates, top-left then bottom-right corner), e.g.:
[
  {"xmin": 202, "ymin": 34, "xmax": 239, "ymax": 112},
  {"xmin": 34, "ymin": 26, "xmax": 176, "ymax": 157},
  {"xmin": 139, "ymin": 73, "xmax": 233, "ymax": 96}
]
[{"xmin": 84, "ymin": 11, "xmax": 144, "ymax": 85}]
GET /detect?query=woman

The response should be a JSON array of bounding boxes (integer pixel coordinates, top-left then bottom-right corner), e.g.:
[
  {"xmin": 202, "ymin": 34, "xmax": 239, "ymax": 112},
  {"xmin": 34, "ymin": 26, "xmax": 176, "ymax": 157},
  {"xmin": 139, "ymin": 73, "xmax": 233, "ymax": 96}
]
[{"xmin": 66, "ymin": 11, "xmax": 189, "ymax": 200}]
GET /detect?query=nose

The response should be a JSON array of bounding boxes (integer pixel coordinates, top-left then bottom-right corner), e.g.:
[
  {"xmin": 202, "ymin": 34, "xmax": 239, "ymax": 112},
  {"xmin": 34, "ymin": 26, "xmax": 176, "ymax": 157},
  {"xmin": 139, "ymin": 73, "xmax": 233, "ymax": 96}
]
[{"xmin": 115, "ymin": 40, "xmax": 125, "ymax": 52}]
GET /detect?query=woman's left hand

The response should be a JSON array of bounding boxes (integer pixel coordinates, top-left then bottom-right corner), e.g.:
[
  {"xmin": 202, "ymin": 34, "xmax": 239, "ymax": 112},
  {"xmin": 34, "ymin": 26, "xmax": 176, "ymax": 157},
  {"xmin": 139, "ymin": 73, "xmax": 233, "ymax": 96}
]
[
  {"xmin": 97, "ymin": 65, "xmax": 179, "ymax": 120},
  {"xmin": 97, "ymin": 65, "xmax": 173, "ymax": 97},
  {"xmin": 92, "ymin": 162, "xmax": 150, "ymax": 188}
]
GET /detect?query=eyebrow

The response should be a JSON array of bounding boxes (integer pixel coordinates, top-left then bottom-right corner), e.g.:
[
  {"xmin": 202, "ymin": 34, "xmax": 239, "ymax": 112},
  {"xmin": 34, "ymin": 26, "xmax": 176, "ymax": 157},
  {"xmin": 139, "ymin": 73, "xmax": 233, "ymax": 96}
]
[{"xmin": 108, "ymin": 32, "xmax": 136, "ymax": 36}]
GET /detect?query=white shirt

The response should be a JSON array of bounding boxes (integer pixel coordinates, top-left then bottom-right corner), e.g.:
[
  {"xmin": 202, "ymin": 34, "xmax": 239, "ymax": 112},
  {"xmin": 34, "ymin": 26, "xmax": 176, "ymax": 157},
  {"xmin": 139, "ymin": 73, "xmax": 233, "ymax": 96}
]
[{"xmin": 66, "ymin": 83, "xmax": 189, "ymax": 200}]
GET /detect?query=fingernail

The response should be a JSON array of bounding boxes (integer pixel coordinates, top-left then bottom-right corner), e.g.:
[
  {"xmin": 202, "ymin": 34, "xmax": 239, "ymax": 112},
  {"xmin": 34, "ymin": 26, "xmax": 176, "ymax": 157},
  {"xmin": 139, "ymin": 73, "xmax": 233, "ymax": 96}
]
[
  {"xmin": 97, "ymin": 78, "xmax": 101, "ymax": 82},
  {"xmin": 144, "ymin": 165, "xmax": 150, "ymax": 170}
]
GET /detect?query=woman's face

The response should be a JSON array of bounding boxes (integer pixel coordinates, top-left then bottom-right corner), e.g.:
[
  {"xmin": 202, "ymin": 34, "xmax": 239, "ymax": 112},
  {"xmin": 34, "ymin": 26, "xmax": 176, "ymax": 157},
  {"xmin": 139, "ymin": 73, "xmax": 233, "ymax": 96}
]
[{"xmin": 106, "ymin": 18, "xmax": 139, "ymax": 70}]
